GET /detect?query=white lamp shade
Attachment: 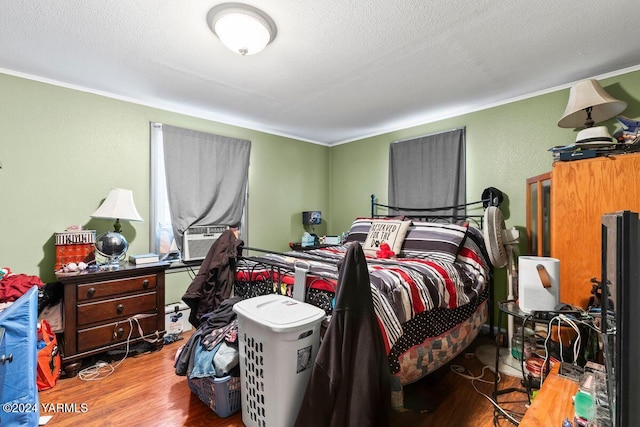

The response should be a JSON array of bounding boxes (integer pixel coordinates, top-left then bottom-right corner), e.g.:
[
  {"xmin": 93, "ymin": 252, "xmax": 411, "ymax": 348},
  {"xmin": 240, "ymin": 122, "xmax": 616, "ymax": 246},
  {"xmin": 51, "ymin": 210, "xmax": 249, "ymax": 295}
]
[
  {"xmin": 207, "ymin": 3, "xmax": 277, "ymax": 56},
  {"xmin": 558, "ymin": 79, "xmax": 627, "ymax": 128},
  {"xmin": 91, "ymin": 188, "xmax": 143, "ymax": 222}
]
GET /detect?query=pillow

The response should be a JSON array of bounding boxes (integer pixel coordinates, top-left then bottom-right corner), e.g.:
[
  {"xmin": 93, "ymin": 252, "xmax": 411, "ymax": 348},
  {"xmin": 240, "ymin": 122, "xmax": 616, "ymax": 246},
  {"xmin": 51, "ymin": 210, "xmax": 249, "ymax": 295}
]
[
  {"xmin": 344, "ymin": 216, "xmax": 409, "ymax": 244},
  {"xmin": 399, "ymin": 221, "xmax": 468, "ymax": 263},
  {"xmin": 362, "ymin": 220, "xmax": 411, "ymax": 257},
  {"xmin": 344, "ymin": 218, "xmax": 373, "ymax": 243}
]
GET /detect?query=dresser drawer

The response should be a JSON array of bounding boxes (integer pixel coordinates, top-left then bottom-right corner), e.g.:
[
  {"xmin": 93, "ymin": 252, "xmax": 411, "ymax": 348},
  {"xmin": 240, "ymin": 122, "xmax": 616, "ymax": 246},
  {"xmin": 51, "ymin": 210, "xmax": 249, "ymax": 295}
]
[
  {"xmin": 77, "ymin": 292, "xmax": 158, "ymax": 326},
  {"xmin": 76, "ymin": 313, "xmax": 159, "ymax": 353},
  {"xmin": 77, "ymin": 275, "xmax": 156, "ymax": 301}
]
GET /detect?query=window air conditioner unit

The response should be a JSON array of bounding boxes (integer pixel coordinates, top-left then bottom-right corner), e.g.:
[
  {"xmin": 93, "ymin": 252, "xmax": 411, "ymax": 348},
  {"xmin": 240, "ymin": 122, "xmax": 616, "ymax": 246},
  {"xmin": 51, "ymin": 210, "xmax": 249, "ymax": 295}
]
[{"xmin": 183, "ymin": 225, "xmax": 228, "ymax": 261}]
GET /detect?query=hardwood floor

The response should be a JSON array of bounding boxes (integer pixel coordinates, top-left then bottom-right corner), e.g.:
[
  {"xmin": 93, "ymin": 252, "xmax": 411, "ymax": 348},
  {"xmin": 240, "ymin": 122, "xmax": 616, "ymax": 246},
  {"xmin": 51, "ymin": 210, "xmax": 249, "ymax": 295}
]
[{"xmin": 39, "ymin": 333, "xmax": 528, "ymax": 426}]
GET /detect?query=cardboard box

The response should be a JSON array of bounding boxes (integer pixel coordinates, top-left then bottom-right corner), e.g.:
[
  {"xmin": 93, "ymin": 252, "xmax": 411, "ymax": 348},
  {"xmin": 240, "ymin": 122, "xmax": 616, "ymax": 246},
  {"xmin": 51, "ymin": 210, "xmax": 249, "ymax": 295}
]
[{"xmin": 164, "ymin": 302, "xmax": 192, "ymax": 335}]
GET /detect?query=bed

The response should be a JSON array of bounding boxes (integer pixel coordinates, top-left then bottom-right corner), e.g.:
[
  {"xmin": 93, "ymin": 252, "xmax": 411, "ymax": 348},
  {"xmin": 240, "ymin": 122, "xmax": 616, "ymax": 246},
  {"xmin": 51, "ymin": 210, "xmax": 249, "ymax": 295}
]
[{"xmin": 232, "ymin": 194, "xmax": 495, "ymax": 411}]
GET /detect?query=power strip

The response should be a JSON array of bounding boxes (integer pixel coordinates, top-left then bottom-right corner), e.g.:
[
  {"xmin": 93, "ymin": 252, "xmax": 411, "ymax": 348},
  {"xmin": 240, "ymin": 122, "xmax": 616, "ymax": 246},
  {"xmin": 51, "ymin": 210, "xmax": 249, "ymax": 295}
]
[{"xmin": 531, "ymin": 309, "xmax": 581, "ymax": 321}]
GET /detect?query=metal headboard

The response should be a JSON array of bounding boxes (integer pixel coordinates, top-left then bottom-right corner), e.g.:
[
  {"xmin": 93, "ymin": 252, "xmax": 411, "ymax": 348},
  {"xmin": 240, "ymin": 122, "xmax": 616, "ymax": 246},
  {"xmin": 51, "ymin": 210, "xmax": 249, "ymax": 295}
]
[{"xmin": 370, "ymin": 187, "xmax": 503, "ymax": 227}]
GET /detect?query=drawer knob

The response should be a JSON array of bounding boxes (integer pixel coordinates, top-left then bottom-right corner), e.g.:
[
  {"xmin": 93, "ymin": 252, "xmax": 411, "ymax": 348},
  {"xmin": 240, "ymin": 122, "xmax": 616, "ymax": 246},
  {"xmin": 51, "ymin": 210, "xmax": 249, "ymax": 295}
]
[
  {"xmin": 0, "ymin": 354, "xmax": 13, "ymax": 365},
  {"xmin": 87, "ymin": 288, "xmax": 96, "ymax": 298},
  {"xmin": 142, "ymin": 279, "xmax": 149, "ymax": 288},
  {"xmin": 116, "ymin": 304, "xmax": 124, "ymax": 314},
  {"xmin": 114, "ymin": 327, "xmax": 124, "ymax": 339}
]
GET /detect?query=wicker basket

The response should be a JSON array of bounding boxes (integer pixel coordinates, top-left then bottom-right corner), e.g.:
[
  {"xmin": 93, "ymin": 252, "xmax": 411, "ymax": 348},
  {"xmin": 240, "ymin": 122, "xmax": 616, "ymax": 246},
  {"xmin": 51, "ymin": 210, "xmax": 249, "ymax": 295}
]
[{"xmin": 187, "ymin": 375, "xmax": 241, "ymax": 418}]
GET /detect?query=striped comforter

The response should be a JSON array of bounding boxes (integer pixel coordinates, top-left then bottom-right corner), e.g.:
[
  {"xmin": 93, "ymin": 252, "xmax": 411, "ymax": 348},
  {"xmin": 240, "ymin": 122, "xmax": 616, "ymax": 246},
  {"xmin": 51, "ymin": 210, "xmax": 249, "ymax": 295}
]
[{"xmin": 235, "ymin": 226, "xmax": 489, "ymax": 353}]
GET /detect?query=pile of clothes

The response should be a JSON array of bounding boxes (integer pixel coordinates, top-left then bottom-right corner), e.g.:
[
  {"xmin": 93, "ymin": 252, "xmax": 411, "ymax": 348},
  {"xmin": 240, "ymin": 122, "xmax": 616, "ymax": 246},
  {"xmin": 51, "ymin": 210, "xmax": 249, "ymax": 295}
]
[
  {"xmin": 0, "ymin": 268, "xmax": 46, "ymax": 311},
  {"xmin": 174, "ymin": 296, "xmax": 241, "ymax": 379}
]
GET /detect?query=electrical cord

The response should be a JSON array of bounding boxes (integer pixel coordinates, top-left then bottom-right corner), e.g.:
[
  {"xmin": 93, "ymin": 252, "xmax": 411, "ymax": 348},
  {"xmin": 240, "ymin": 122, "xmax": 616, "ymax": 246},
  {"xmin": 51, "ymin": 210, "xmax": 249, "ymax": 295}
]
[
  {"xmin": 540, "ymin": 316, "xmax": 566, "ymax": 387},
  {"xmin": 77, "ymin": 316, "xmax": 159, "ymax": 381},
  {"xmin": 559, "ymin": 314, "xmax": 582, "ymax": 363},
  {"xmin": 78, "ymin": 332, "xmax": 132, "ymax": 381},
  {"xmin": 539, "ymin": 314, "xmax": 585, "ymax": 388},
  {"xmin": 450, "ymin": 364, "xmax": 497, "ymax": 384},
  {"xmin": 450, "ymin": 364, "xmax": 522, "ymax": 425},
  {"xmin": 77, "ymin": 360, "xmax": 116, "ymax": 381},
  {"xmin": 187, "ymin": 264, "xmax": 198, "ymax": 279}
]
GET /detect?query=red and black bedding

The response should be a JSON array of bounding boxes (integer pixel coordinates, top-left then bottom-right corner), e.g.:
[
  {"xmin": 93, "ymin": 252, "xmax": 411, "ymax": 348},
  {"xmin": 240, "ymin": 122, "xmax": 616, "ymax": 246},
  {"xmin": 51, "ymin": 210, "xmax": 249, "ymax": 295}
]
[{"xmin": 234, "ymin": 218, "xmax": 491, "ymax": 410}]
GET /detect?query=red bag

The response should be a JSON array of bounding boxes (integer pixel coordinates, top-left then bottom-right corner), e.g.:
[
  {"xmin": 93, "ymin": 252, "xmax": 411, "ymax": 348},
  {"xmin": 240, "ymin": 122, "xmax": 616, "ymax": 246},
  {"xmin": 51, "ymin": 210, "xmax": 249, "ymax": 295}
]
[{"xmin": 36, "ymin": 319, "xmax": 61, "ymax": 391}]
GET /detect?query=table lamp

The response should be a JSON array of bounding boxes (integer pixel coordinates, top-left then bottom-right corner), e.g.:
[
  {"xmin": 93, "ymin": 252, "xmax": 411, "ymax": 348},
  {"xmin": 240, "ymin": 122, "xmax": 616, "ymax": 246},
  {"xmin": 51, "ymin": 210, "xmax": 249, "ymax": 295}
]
[
  {"xmin": 91, "ymin": 188, "xmax": 143, "ymax": 267},
  {"xmin": 303, "ymin": 210, "xmax": 321, "ymax": 229},
  {"xmin": 302, "ymin": 211, "xmax": 321, "ymax": 245},
  {"xmin": 558, "ymin": 79, "xmax": 627, "ymax": 129},
  {"xmin": 558, "ymin": 79, "xmax": 627, "ymax": 144}
]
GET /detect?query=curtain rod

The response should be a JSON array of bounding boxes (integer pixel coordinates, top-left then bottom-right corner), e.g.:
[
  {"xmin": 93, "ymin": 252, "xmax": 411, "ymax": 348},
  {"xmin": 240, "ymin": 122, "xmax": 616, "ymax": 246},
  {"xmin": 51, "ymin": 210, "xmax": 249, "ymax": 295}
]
[{"xmin": 392, "ymin": 126, "xmax": 465, "ymax": 144}]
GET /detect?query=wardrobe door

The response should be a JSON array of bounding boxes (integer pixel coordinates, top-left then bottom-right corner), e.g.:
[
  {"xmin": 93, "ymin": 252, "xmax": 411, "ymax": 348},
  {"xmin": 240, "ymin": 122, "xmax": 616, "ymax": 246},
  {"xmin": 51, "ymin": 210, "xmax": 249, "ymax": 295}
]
[
  {"xmin": 526, "ymin": 172, "xmax": 551, "ymax": 257},
  {"xmin": 551, "ymin": 152, "xmax": 640, "ymax": 308}
]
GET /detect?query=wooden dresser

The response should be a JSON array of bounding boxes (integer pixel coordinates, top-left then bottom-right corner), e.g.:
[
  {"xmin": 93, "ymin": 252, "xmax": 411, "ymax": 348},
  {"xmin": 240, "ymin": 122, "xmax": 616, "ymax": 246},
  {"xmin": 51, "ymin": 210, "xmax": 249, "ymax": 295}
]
[
  {"xmin": 551, "ymin": 152, "xmax": 640, "ymax": 308},
  {"xmin": 57, "ymin": 262, "xmax": 169, "ymax": 377}
]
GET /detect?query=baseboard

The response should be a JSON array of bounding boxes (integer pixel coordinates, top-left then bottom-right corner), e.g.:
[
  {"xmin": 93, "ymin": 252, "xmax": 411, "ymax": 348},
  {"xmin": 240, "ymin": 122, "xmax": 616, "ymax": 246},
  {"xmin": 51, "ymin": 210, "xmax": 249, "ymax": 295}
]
[{"xmin": 481, "ymin": 323, "xmax": 507, "ymax": 336}]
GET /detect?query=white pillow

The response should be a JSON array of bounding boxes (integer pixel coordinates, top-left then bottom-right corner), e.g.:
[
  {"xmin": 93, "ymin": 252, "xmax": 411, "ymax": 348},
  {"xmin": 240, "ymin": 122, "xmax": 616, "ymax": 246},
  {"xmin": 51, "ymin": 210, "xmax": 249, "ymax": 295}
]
[{"xmin": 362, "ymin": 220, "xmax": 411, "ymax": 257}]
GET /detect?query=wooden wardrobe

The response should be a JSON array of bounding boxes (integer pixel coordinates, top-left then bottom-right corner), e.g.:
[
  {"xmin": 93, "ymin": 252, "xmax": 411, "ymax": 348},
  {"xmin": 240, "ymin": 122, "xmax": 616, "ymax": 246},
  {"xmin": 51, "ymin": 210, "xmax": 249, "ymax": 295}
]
[{"xmin": 551, "ymin": 152, "xmax": 640, "ymax": 308}]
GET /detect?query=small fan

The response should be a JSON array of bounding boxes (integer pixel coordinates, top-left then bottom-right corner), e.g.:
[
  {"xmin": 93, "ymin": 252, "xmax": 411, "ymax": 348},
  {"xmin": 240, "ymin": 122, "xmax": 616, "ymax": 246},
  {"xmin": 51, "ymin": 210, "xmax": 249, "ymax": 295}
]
[
  {"xmin": 483, "ymin": 205, "xmax": 519, "ymax": 268},
  {"xmin": 476, "ymin": 205, "xmax": 522, "ymax": 378}
]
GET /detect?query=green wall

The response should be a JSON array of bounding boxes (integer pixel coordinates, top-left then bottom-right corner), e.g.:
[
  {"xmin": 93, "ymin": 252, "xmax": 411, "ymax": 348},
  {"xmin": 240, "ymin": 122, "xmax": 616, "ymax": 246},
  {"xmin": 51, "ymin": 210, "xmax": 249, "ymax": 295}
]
[
  {"xmin": 0, "ymin": 73, "xmax": 330, "ymax": 303},
  {"xmin": 2, "ymin": 68, "xmax": 639, "ymax": 306}
]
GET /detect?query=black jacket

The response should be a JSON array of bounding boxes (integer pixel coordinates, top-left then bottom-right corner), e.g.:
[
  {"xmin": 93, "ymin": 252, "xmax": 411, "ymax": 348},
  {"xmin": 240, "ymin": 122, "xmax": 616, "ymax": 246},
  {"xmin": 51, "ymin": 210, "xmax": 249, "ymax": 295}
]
[
  {"xmin": 182, "ymin": 229, "xmax": 243, "ymax": 328},
  {"xmin": 294, "ymin": 242, "xmax": 391, "ymax": 427}
]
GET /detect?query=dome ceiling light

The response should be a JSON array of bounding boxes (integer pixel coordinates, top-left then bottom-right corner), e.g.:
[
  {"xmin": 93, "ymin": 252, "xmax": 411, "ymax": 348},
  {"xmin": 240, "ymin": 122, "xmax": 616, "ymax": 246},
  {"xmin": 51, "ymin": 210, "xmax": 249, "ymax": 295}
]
[{"xmin": 207, "ymin": 3, "xmax": 277, "ymax": 56}]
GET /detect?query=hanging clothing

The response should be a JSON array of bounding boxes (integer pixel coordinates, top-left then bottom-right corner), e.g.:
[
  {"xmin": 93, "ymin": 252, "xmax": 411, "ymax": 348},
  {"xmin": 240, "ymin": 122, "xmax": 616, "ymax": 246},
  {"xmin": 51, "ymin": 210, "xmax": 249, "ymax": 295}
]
[
  {"xmin": 294, "ymin": 242, "xmax": 391, "ymax": 427},
  {"xmin": 182, "ymin": 229, "xmax": 243, "ymax": 328}
]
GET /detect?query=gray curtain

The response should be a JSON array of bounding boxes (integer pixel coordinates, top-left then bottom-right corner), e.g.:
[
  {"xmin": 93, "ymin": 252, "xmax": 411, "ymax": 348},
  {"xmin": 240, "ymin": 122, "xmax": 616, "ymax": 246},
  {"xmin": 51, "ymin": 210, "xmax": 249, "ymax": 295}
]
[
  {"xmin": 388, "ymin": 128, "xmax": 465, "ymax": 218},
  {"xmin": 162, "ymin": 124, "xmax": 251, "ymax": 249}
]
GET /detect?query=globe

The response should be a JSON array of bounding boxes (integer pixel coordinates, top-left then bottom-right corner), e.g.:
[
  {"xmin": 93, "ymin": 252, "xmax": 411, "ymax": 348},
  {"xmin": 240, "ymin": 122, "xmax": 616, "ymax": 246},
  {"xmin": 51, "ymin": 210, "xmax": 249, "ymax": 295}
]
[{"xmin": 94, "ymin": 231, "xmax": 129, "ymax": 264}]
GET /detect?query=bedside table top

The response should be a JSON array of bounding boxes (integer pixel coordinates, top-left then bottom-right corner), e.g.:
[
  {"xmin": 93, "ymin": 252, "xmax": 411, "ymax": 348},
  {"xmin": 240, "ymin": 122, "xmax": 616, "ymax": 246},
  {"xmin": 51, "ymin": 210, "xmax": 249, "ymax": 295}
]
[
  {"xmin": 56, "ymin": 261, "xmax": 170, "ymax": 283},
  {"xmin": 289, "ymin": 243, "xmax": 339, "ymax": 251},
  {"xmin": 498, "ymin": 300, "xmax": 543, "ymax": 321}
]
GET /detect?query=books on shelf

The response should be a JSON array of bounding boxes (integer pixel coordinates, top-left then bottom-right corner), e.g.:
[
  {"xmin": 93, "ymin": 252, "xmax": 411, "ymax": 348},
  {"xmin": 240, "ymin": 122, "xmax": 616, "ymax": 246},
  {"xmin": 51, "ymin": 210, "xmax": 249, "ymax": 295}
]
[{"xmin": 129, "ymin": 253, "xmax": 160, "ymax": 264}]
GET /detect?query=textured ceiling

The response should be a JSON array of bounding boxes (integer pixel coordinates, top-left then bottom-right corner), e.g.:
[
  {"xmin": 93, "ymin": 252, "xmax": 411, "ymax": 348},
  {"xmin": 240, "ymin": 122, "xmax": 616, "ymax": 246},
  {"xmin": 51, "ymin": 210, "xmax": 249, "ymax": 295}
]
[{"xmin": 2, "ymin": 1, "xmax": 640, "ymax": 145}]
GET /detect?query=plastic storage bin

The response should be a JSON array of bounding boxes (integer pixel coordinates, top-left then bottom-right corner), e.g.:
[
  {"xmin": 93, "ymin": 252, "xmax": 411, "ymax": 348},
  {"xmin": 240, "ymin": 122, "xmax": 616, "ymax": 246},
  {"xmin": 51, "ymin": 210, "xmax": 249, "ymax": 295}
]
[
  {"xmin": 233, "ymin": 294, "xmax": 326, "ymax": 427},
  {"xmin": 188, "ymin": 375, "xmax": 241, "ymax": 418}
]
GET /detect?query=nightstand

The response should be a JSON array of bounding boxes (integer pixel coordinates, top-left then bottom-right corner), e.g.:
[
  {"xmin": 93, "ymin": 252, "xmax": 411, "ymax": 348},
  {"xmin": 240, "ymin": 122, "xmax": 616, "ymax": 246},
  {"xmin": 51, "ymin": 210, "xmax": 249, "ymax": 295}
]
[{"xmin": 56, "ymin": 262, "xmax": 169, "ymax": 377}]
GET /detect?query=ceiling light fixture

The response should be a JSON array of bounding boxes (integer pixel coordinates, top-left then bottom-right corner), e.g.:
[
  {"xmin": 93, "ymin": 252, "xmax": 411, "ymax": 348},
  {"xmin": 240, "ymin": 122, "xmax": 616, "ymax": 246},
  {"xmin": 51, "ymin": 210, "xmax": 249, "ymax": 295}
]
[{"xmin": 207, "ymin": 3, "xmax": 277, "ymax": 56}]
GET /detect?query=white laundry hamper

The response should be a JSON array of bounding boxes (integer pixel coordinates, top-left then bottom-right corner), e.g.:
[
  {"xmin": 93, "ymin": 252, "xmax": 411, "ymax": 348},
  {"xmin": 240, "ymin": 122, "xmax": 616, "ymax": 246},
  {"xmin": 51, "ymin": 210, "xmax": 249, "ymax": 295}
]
[{"xmin": 233, "ymin": 294, "xmax": 326, "ymax": 427}]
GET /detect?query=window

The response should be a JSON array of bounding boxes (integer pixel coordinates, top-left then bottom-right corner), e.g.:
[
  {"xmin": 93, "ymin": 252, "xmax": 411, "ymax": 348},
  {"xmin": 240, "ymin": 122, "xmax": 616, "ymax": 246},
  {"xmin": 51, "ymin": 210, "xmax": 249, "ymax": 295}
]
[{"xmin": 150, "ymin": 123, "xmax": 251, "ymax": 258}]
